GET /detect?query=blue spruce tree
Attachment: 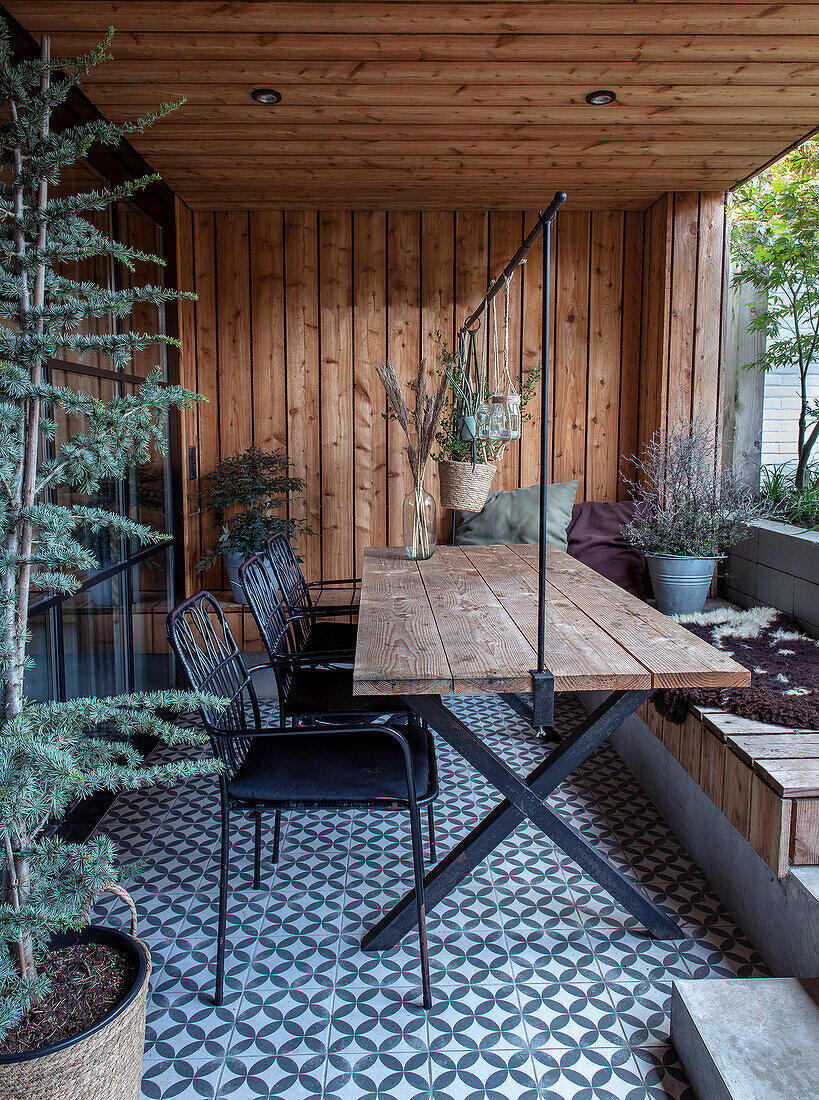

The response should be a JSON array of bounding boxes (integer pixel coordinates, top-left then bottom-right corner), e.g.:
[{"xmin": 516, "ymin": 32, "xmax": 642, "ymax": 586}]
[{"xmin": 0, "ymin": 25, "xmax": 222, "ymax": 1033}]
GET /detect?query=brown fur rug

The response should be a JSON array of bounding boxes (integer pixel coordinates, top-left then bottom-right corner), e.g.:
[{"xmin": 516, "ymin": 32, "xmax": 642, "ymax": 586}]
[{"xmin": 653, "ymin": 606, "xmax": 819, "ymax": 730}]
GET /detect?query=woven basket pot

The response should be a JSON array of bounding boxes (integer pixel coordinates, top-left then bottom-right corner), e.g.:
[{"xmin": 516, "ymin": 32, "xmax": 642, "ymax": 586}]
[
  {"xmin": 0, "ymin": 924, "xmax": 151, "ymax": 1100},
  {"xmin": 438, "ymin": 459, "xmax": 496, "ymax": 512}
]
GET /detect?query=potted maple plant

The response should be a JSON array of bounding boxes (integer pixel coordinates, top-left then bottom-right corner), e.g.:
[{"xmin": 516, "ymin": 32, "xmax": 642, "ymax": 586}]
[{"xmin": 0, "ymin": 25, "xmax": 222, "ymax": 1099}]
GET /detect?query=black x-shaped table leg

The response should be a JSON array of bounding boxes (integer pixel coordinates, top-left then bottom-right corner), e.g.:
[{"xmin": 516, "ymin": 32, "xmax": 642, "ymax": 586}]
[{"xmin": 361, "ymin": 689, "xmax": 681, "ymax": 952}]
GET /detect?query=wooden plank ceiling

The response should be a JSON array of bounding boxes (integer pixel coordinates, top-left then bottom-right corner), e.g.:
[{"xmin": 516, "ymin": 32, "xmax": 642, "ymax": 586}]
[{"xmin": 8, "ymin": 1, "xmax": 819, "ymax": 210}]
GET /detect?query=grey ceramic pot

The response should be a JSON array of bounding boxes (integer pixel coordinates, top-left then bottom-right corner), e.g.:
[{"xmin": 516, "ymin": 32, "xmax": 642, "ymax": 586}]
[
  {"xmin": 223, "ymin": 552, "xmax": 277, "ymax": 605},
  {"xmin": 223, "ymin": 551, "xmax": 249, "ymax": 604},
  {"xmin": 645, "ymin": 553, "xmax": 719, "ymax": 616}
]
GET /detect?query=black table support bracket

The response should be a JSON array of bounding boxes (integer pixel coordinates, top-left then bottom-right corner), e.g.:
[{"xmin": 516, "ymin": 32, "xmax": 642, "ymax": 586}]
[
  {"xmin": 530, "ymin": 669, "xmax": 555, "ymax": 729},
  {"xmin": 498, "ymin": 692, "xmax": 536, "ymax": 726},
  {"xmin": 361, "ymin": 689, "xmax": 681, "ymax": 952}
]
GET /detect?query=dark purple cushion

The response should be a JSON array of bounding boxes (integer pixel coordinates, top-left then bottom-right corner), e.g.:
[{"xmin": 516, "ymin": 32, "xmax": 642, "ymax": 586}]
[{"xmin": 565, "ymin": 500, "xmax": 647, "ymax": 599}]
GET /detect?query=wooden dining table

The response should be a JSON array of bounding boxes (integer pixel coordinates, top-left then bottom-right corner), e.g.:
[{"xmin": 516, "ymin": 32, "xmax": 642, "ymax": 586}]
[{"xmin": 352, "ymin": 543, "xmax": 750, "ymax": 951}]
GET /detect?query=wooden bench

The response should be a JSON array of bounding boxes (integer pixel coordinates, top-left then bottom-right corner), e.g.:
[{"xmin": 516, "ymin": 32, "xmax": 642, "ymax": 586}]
[{"xmin": 638, "ymin": 699, "xmax": 819, "ymax": 878}]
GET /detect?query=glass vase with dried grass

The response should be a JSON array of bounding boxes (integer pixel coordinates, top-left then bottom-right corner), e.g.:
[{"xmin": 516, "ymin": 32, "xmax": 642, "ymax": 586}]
[{"xmin": 375, "ymin": 358, "xmax": 450, "ymax": 560}]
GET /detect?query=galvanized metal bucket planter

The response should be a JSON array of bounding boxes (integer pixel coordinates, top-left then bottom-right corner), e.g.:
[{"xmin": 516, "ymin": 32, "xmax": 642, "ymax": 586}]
[{"xmin": 646, "ymin": 553, "xmax": 719, "ymax": 616}]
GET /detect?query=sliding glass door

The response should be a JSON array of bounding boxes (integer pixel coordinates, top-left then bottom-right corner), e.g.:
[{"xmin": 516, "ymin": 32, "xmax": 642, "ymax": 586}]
[{"xmin": 25, "ymin": 162, "xmax": 179, "ymax": 701}]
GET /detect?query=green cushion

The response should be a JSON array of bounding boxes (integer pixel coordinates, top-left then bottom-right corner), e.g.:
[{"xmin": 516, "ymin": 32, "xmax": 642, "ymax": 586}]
[{"xmin": 454, "ymin": 480, "xmax": 579, "ymax": 551}]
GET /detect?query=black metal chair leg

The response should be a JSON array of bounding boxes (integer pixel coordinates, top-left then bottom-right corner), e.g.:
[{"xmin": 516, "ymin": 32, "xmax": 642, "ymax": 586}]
[
  {"xmin": 427, "ymin": 804, "xmax": 437, "ymax": 864},
  {"xmin": 407, "ymin": 797, "xmax": 432, "ymax": 1010},
  {"xmin": 216, "ymin": 784, "xmax": 230, "ymax": 1006},
  {"xmin": 272, "ymin": 810, "xmax": 282, "ymax": 864},
  {"xmin": 253, "ymin": 810, "xmax": 262, "ymax": 889}
]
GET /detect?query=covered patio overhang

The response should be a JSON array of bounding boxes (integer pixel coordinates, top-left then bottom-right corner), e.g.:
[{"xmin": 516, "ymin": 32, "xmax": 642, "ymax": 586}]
[
  {"xmin": 9, "ymin": 2, "xmax": 817, "ymax": 599},
  {"xmin": 5, "ymin": 7, "xmax": 819, "ymax": 1099}
]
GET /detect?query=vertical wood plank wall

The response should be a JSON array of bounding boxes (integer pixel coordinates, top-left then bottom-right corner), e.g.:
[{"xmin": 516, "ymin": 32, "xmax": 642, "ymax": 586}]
[
  {"xmin": 638, "ymin": 192, "xmax": 728, "ymax": 450},
  {"xmin": 176, "ymin": 195, "xmax": 727, "ymax": 589}
]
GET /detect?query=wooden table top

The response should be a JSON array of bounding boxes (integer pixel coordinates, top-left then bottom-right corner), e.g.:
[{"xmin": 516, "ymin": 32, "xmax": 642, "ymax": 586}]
[{"xmin": 352, "ymin": 544, "xmax": 751, "ymax": 697}]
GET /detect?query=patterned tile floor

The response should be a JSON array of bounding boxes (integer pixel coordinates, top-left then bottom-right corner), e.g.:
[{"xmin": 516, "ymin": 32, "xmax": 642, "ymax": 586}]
[{"xmin": 92, "ymin": 693, "xmax": 768, "ymax": 1099}]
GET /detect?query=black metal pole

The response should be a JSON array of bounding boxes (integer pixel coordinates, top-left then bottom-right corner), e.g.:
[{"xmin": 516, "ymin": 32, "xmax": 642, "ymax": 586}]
[
  {"xmin": 537, "ymin": 216, "xmax": 551, "ymax": 675},
  {"xmin": 530, "ymin": 190, "xmax": 566, "ymax": 728},
  {"xmin": 460, "ymin": 191, "xmax": 567, "ymax": 335}
]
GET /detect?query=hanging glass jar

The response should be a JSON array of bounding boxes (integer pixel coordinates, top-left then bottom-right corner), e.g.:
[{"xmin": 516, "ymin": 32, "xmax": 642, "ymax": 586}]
[
  {"xmin": 506, "ymin": 393, "xmax": 522, "ymax": 440},
  {"xmin": 475, "ymin": 402, "xmax": 492, "ymax": 440},
  {"xmin": 489, "ymin": 394, "xmax": 512, "ymax": 440},
  {"xmin": 403, "ymin": 487, "xmax": 437, "ymax": 561}
]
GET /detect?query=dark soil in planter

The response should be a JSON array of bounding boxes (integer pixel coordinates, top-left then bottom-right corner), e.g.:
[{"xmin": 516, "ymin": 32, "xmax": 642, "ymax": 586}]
[
  {"xmin": 654, "ymin": 607, "xmax": 819, "ymax": 728},
  {"xmin": 0, "ymin": 942, "xmax": 137, "ymax": 1056}
]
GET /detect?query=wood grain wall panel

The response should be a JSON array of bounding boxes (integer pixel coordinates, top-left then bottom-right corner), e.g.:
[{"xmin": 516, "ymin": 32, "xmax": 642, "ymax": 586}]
[
  {"xmin": 387, "ymin": 211, "xmax": 421, "ymax": 547},
  {"xmin": 319, "ymin": 211, "xmax": 355, "ymax": 580},
  {"xmin": 454, "ymin": 211, "xmax": 489, "ymax": 337},
  {"xmin": 489, "ymin": 212, "xmax": 525, "ymax": 492},
  {"xmin": 214, "ymin": 213, "xmax": 252, "ymax": 461},
  {"xmin": 249, "ymin": 211, "xmax": 287, "ymax": 453},
  {"xmin": 667, "ymin": 192, "xmax": 700, "ymax": 417},
  {"xmin": 174, "ymin": 196, "xmax": 201, "ymax": 593},
  {"xmin": 520, "ymin": 209, "xmax": 545, "ymax": 488},
  {"xmin": 636, "ymin": 190, "xmax": 727, "ymax": 470},
  {"xmin": 693, "ymin": 192, "xmax": 727, "ymax": 428},
  {"xmin": 546, "ymin": 226, "xmax": 558, "ymax": 485},
  {"xmin": 553, "ymin": 211, "xmax": 590, "ymax": 495},
  {"xmin": 284, "ymin": 211, "xmax": 322, "ymax": 582},
  {"xmin": 618, "ymin": 209, "xmax": 644, "ymax": 495},
  {"xmin": 353, "ymin": 211, "xmax": 388, "ymax": 574},
  {"xmin": 421, "ymin": 211, "xmax": 455, "ymax": 540},
  {"xmin": 638, "ymin": 194, "xmax": 672, "ymax": 452},
  {"xmin": 176, "ymin": 194, "xmax": 724, "ymax": 587},
  {"xmin": 587, "ymin": 210, "xmax": 624, "ymax": 503},
  {"xmin": 191, "ymin": 210, "xmax": 220, "ymax": 590}
]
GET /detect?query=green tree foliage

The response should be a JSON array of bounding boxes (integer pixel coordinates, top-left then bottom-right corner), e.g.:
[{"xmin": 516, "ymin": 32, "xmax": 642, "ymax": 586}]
[
  {"xmin": 731, "ymin": 139, "xmax": 819, "ymax": 489},
  {"xmin": 0, "ymin": 25, "xmax": 223, "ymax": 1037}
]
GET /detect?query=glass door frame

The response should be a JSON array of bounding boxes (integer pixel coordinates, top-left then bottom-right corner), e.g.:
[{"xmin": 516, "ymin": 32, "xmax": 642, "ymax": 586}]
[{"xmin": 8, "ymin": 11, "xmax": 187, "ymax": 697}]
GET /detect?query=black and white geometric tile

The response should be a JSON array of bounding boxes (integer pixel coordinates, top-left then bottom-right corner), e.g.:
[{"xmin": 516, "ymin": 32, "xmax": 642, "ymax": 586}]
[{"xmin": 91, "ymin": 692, "xmax": 768, "ymax": 1098}]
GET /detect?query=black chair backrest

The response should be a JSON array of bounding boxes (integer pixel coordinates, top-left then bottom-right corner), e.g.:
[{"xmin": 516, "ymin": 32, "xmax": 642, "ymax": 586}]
[
  {"xmin": 239, "ymin": 554, "xmax": 298, "ymax": 700},
  {"xmin": 261, "ymin": 536, "xmax": 316, "ymax": 646},
  {"xmin": 167, "ymin": 591, "xmax": 259, "ymax": 777},
  {"xmin": 263, "ymin": 535, "xmax": 315, "ymax": 650}
]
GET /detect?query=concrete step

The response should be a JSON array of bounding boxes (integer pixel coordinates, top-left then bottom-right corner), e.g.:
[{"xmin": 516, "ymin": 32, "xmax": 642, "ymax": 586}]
[{"xmin": 672, "ymin": 977, "xmax": 819, "ymax": 1100}]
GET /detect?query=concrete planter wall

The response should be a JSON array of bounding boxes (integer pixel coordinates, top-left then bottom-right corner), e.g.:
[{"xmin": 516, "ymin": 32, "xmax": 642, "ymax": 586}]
[{"xmin": 724, "ymin": 519, "xmax": 819, "ymax": 638}]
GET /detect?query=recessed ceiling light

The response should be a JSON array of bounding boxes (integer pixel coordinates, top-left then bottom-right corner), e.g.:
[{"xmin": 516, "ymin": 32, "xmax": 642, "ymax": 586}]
[
  {"xmin": 585, "ymin": 89, "xmax": 616, "ymax": 106},
  {"xmin": 251, "ymin": 88, "xmax": 282, "ymax": 105}
]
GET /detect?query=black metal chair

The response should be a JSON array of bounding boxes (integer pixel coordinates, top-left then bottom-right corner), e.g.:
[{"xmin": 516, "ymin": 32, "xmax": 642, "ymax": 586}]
[
  {"xmin": 167, "ymin": 590, "xmax": 436, "ymax": 1009},
  {"xmin": 265, "ymin": 532, "xmax": 359, "ymax": 659},
  {"xmin": 239, "ymin": 552, "xmax": 412, "ymax": 725},
  {"xmin": 241, "ymin": 553, "xmax": 437, "ymax": 865}
]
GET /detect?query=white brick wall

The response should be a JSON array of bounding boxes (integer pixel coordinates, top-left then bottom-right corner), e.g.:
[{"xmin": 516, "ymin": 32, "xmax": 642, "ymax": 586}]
[{"xmin": 761, "ymin": 361, "xmax": 819, "ymax": 467}]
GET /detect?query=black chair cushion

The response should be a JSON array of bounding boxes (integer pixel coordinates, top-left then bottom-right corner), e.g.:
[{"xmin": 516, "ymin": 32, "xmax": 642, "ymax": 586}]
[
  {"xmin": 287, "ymin": 667, "xmax": 398, "ymax": 715},
  {"xmin": 228, "ymin": 722, "xmax": 434, "ymax": 805},
  {"xmin": 304, "ymin": 620, "xmax": 357, "ymax": 657}
]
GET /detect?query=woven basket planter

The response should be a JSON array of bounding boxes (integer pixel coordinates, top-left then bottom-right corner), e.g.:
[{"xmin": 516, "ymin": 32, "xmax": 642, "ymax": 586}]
[
  {"xmin": 0, "ymin": 923, "xmax": 150, "ymax": 1100},
  {"xmin": 437, "ymin": 459, "xmax": 496, "ymax": 512}
]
